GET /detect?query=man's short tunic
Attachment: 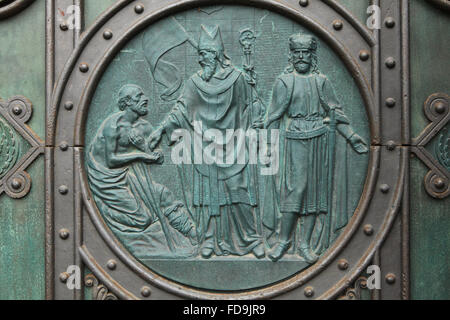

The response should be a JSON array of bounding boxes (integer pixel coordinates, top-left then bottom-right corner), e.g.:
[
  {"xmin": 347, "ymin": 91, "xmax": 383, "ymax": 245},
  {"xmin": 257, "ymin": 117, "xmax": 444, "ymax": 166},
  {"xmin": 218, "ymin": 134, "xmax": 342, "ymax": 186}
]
[
  {"xmin": 268, "ymin": 72, "xmax": 349, "ymax": 215},
  {"xmin": 162, "ymin": 66, "xmax": 261, "ymax": 255}
]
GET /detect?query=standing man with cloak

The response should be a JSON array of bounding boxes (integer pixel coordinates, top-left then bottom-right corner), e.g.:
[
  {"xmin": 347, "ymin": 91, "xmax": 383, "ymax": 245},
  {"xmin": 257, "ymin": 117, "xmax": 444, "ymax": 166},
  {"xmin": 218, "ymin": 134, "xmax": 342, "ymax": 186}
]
[
  {"xmin": 149, "ymin": 25, "xmax": 265, "ymax": 259},
  {"xmin": 264, "ymin": 34, "xmax": 369, "ymax": 263}
]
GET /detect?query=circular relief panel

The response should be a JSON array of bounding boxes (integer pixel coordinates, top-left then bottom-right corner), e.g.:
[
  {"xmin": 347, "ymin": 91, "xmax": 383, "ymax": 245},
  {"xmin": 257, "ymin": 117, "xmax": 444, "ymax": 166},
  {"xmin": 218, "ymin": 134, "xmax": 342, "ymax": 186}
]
[
  {"xmin": 52, "ymin": 0, "xmax": 401, "ymax": 300},
  {"xmin": 83, "ymin": 4, "xmax": 371, "ymax": 292}
]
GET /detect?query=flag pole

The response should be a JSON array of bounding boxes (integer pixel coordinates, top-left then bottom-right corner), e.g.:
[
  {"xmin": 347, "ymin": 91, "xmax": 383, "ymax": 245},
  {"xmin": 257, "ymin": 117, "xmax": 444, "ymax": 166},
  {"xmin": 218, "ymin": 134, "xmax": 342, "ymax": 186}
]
[{"xmin": 239, "ymin": 29, "xmax": 262, "ymax": 235}]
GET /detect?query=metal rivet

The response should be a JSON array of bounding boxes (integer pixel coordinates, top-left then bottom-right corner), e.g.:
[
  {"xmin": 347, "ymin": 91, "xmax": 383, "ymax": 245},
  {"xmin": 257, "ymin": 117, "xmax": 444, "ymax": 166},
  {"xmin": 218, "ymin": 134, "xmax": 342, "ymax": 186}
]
[
  {"xmin": 12, "ymin": 105, "xmax": 23, "ymax": 115},
  {"xmin": 380, "ymin": 184, "xmax": 390, "ymax": 194},
  {"xmin": 434, "ymin": 178, "xmax": 446, "ymax": 190},
  {"xmin": 304, "ymin": 286, "xmax": 314, "ymax": 298},
  {"xmin": 85, "ymin": 278, "xmax": 94, "ymax": 287},
  {"xmin": 338, "ymin": 259, "xmax": 349, "ymax": 271},
  {"xmin": 64, "ymin": 101, "xmax": 74, "ymax": 111},
  {"xmin": 385, "ymin": 273, "xmax": 396, "ymax": 284},
  {"xmin": 434, "ymin": 101, "xmax": 446, "ymax": 114},
  {"xmin": 141, "ymin": 286, "xmax": 151, "ymax": 297},
  {"xmin": 385, "ymin": 57, "xmax": 396, "ymax": 69},
  {"xmin": 333, "ymin": 20, "xmax": 343, "ymax": 30},
  {"xmin": 79, "ymin": 63, "xmax": 89, "ymax": 73},
  {"xmin": 385, "ymin": 17, "xmax": 395, "ymax": 28},
  {"xmin": 360, "ymin": 279, "xmax": 368, "ymax": 289},
  {"xmin": 359, "ymin": 50, "xmax": 370, "ymax": 61},
  {"xmin": 135, "ymin": 4, "xmax": 144, "ymax": 14},
  {"xmin": 107, "ymin": 260, "xmax": 117, "ymax": 270},
  {"xmin": 60, "ymin": 23, "xmax": 69, "ymax": 31},
  {"xmin": 59, "ymin": 229, "xmax": 70, "ymax": 240},
  {"xmin": 299, "ymin": 0, "xmax": 309, "ymax": 7},
  {"xmin": 103, "ymin": 30, "xmax": 113, "ymax": 40},
  {"xmin": 386, "ymin": 98, "xmax": 396, "ymax": 108},
  {"xmin": 59, "ymin": 185, "xmax": 69, "ymax": 195},
  {"xmin": 386, "ymin": 141, "xmax": 396, "ymax": 151},
  {"xmin": 60, "ymin": 142, "xmax": 69, "ymax": 151},
  {"xmin": 364, "ymin": 224, "xmax": 374, "ymax": 236},
  {"xmin": 11, "ymin": 178, "xmax": 22, "ymax": 190},
  {"xmin": 59, "ymin": 272, "xmax": 69, "ymax": 283}
]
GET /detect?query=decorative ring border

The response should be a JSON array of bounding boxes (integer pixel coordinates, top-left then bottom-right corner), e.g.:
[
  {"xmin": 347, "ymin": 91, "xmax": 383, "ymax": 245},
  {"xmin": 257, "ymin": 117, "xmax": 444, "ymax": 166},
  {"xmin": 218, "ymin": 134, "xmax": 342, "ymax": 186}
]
[
  {"xmin": 0, "ymin": 0, "xmax": 35, "ymax": 20},
  {"xmin": 77, "ymin": 0, "xmax": 378, "ymax": 298},
  {"xmin": 51, "ymin": 0, "xmax": 404, "ymax": 299},
  {"xmin": 0, "ymin": 96, "xmax": 44, "ymax": 199},
  {"xmin": 426, "ymin": 0, "xmax": 450, "ymax": 12}
]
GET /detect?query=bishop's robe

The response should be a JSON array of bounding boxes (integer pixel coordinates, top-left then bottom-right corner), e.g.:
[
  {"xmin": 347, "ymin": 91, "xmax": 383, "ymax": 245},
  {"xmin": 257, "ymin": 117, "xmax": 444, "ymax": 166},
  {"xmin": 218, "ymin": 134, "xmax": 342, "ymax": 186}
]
[{"xmin": 162, "ymin": 66, "xmax": 262, "ymax": 256}]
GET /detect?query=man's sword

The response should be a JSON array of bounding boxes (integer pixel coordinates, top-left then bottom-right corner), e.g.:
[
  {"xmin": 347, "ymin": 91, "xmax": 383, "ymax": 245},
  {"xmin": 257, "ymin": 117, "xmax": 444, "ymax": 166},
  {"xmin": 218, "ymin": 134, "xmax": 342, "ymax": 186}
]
[{"xmin": 326, "ymin": 106, "xmax": 337, "ymax": 249}]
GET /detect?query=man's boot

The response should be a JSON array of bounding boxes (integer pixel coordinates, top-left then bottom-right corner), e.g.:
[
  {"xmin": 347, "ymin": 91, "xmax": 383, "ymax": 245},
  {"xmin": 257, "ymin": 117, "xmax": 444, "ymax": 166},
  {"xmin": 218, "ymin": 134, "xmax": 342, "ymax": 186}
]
[
  {"xmin": 298, "ymin": 215, "xmax": 318, "ymax": 264},
  {"xmin": 268, "ymin": 240, "xmax": 291, "ymax": 262},
  {"xmin": 252, "ymin": 243, "xmax": 266, "ymax": 259},
  {"xmin": 298, "ymin": 243, "xmax": 318, "ymax": 264}
]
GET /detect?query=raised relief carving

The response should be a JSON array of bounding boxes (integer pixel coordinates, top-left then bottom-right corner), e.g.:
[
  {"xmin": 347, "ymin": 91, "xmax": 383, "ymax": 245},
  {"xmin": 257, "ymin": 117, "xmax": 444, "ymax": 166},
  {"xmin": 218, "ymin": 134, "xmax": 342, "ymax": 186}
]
[
  {"xmin": 426, "ymin": 0, "xmax": 450, "ymax": 12},
  {"xmin": 85, "ymin": 6, "xmax": 370, "ymax": 291},
  {"xmin": 89, "ymin": 27, "xmax": 367, "ymax": 260},
  {"xmin": 264, "ymin": 34, "xmax": 368, "ymax": 262},
  {"xmin": 412, "ymin": 93, "xmax": 449, "ymax": 199},
  {"xmin": 0, "ymin": 116, "xmax": 20, "ymax": 179},
  {"xmin": 0, "ymin": 96, "xmax": 43, "ymax": 199},
  {"xmin": 85, "ymin": 274, "xmax": 119, "ymax": 300},
  {"xmin": 147, "ymin": 25, "xmax": 266, "ymax": 260},
  {"xmin": 86, "ymin": 84, "xmax": 197, "ymax": 259}
]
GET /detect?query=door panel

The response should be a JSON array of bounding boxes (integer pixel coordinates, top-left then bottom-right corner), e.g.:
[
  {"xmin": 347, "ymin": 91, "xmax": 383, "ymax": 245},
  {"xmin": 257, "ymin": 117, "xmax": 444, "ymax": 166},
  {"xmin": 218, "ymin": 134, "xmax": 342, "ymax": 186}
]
[
  {"xmin": 410, "ymin": 0, "xmax": 450, "ymax": 300},
  {"xmin": 0, "ymin": 0, "xmax": 448, "ymax": 300},
  {"xmin": 0, "ymin": 0, "xmax": 45, "ymax": 300}
]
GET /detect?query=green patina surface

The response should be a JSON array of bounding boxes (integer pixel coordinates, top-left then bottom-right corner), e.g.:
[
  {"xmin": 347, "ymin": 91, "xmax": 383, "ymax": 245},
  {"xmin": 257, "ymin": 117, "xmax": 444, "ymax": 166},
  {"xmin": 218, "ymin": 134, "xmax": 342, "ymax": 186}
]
[
  {"xmin": 338, "ymin": 0, "xmax": 369, "ymax": 23},
  {"xmin": 410, "ymin": 0, "xmax": 450, "ymax": 300},
  {"xmin": 0, "ymin": 0, "xmax": 448, "ymax": 300},
  {"xmin": 84, "ymin": 4, "xmax": 369, "ymax": 291},
  {"xmin": 0, "ymin": 116, "xmax": 30, "ymax": 179},
  {"xmin": 425, "ymin": 124, "xmax": 449, "ymax": 172},
  {"xmin": 0, "ymin": 0, "xmax": 46, "ymax": 300}
]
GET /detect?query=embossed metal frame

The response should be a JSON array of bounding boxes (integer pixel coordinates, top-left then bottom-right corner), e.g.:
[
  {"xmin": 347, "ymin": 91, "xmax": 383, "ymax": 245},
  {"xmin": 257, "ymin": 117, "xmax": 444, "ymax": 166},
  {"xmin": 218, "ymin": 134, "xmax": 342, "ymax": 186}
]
[
  {"xmin": 0, "ymin": 0, "xmax": 35, "ymax": 19},
  {"xmin": 0, "ymin": 96, "xmax": 44, "ymax": 199},
  {"xmin": 426, "ymin": 0, "xmax": 450, "ymax": 12},
  {"xmin": 48, "ymin": 0, "xmax": 409, "ymax": 300},
  {"xmin": 412, "ymin": 93, "xmax": 450, "ymax": 199}
]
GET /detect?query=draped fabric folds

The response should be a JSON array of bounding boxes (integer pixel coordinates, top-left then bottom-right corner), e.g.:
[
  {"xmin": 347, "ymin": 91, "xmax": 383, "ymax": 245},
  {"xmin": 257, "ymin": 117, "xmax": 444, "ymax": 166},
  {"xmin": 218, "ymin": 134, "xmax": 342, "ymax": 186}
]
[
  {"xmin": 262, "ymin": 73, "xmax": 352, "ymax": 255},
  {"xmin": 86, "ymin": 115, "xmax": 197, "ymax": 259}
]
